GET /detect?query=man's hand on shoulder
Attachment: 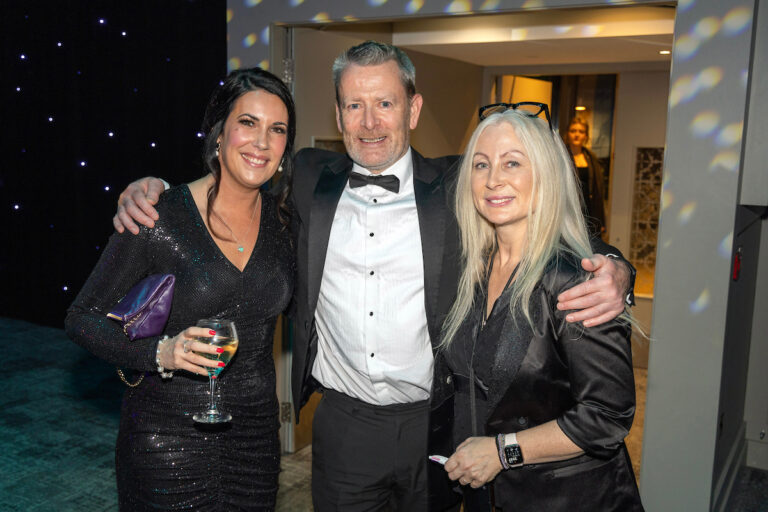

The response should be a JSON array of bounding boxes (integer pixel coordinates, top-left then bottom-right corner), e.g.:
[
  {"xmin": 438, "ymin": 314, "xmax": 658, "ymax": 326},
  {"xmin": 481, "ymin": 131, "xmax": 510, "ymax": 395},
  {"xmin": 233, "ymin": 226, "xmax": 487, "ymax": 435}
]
[
  {"xmin": 113, "ymin": 177, "xmax": 167, "ymax": 234},
  {"xmin": 556, "ymin": 254, "xmax": 631, "ymax": 327}
]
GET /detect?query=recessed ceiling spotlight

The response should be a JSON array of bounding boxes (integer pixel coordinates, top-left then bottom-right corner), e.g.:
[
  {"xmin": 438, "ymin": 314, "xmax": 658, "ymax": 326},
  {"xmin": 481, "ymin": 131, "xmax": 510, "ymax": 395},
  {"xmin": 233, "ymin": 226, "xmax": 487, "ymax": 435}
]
[{"xmin": 659, "ymin": 50, "xmax": 671, "ymax": 55}]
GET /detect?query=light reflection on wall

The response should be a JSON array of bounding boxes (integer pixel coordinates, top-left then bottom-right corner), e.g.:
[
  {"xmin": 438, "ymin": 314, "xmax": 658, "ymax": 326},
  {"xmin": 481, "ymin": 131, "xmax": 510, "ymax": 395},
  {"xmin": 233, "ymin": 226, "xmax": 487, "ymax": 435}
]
[
  {"xmin": 689, "ymin": 288, "xmax": 711, "ymax": 314},
  {"xmin": 709, "ymin": 151, "xmax": 739, "ymax": 173},
  {"xmin": 405, "ymin": 0, "xmax": 424, "ymax": 14},
  {"xmin": 719, "ymin": 232, "xmax": 733, "ymax": 259},
  {"xmin": 678, "ymin": 202, "xmax": 696, "ymax": 225},
  {"xmin": 445, "ymin": 0, "xmax": 472, "ymax": 14},
  {"xmin": 480, "ymin": 0, "xmax": 501, "ymax": 10},
  {"xmin": 242, "ymin": 33, "xmax": 257, "ymax": 48},
  {"xmin": 690, "ymin": 111, "xmax": 719, "ymax": 138}
]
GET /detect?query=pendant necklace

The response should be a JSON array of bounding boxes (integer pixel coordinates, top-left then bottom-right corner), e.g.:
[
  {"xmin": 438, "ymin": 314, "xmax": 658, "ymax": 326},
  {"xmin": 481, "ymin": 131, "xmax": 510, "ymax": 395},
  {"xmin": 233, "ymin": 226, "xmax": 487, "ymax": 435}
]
[{"xmin": 212, "ymin": 193, "xmax": 261, "ymax": 253}]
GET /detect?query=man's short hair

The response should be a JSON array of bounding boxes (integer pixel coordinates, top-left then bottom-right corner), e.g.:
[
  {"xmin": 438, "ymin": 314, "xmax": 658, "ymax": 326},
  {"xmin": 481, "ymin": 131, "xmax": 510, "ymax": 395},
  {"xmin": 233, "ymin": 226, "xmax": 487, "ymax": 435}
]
[{"xmin": 332, "ymin": 40, "xmax": 417, "ymax": 104}]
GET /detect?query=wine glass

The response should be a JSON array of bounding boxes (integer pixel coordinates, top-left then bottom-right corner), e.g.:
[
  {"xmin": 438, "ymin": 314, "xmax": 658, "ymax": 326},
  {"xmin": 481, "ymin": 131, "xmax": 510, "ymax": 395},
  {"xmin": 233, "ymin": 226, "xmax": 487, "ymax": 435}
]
[{"xmin": 192, "ymin": 318, "xmax": 239, "ymax": 423}]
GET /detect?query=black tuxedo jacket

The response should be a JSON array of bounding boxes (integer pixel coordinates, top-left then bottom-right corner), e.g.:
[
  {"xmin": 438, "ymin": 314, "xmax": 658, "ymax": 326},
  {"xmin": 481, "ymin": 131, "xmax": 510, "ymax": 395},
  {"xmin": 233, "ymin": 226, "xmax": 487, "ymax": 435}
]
[{"xmin": 289, "ymin": 147, "xmax": 461, "ymax": 419}]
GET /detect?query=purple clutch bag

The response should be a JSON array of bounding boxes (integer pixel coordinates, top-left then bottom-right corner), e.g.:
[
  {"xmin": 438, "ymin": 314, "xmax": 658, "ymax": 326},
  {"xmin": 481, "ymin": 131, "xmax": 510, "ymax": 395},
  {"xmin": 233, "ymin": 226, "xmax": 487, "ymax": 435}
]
[{"xmin": 107, "ymin": 274, "xmax": 175, "ymax": 340}]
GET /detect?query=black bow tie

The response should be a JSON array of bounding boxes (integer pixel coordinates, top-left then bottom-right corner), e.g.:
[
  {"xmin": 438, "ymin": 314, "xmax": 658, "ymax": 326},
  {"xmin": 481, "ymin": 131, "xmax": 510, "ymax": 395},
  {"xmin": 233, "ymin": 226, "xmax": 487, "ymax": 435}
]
[{"xmin": 348, "ymin": 172, "xmax": 400, "ymax": 194}]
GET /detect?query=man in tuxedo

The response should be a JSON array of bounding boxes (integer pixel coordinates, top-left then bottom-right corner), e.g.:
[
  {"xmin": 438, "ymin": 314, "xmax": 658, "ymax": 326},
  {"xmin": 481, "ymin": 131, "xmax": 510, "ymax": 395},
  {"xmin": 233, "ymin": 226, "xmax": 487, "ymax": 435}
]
[{"xmin": 114, "ymin": 41, "xmax": 632, "ymax": 511}]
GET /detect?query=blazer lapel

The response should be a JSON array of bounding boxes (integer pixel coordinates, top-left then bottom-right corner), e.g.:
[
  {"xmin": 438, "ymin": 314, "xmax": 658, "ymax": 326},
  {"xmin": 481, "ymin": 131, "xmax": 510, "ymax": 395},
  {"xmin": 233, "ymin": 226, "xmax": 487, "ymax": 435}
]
[
  {"xmin": 307, "ymin": 157, "xmax": 352, "ymax": 315},
  {"xmin": 412, "ymin": 149, "xmax": 447, "ymax": 343}
]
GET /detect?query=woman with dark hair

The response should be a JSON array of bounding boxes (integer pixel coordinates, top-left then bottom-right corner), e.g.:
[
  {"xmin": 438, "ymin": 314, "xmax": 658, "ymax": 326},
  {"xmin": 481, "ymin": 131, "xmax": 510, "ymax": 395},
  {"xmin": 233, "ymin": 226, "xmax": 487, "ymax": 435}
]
[
  {"xmin": 65, "ymin": 68, "xmax": 296, "ymax": 510},
  {"xmin": 565, "ymin": 117, "xmax": 606, "ymax": 236}
]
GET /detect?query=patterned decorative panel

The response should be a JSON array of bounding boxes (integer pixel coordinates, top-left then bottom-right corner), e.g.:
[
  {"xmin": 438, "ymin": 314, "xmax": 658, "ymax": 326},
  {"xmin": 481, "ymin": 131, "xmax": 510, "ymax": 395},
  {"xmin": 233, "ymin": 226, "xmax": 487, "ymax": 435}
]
[{"xmin": 630, "ymin": 147, "xmax": 664, "ymax": 268}]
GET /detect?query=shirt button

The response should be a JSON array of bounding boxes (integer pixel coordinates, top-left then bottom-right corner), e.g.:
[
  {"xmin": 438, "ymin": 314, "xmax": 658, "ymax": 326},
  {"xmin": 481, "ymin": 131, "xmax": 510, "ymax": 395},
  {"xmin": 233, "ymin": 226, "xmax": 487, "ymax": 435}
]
[
  {"xmin": 369, "ymin": 270, "xmax": 374, "ymax": 276},
  {"xmin": 446, "ymin": 375, "xmax": 452, "ymax": 385},
  {"xmin": 373, "ymin": 198, "xmax": 378, "ymax": 203},
  {"xmin": 370, "ymin": 353, "xmax": 374, "ymax": 357},
  {"xmin": 369, "ymin": 312, "xmax": 374, "ymax": 316},
  {"xmin": 369, "ymin": 232, "xmax": 374, "ymax": 237}
]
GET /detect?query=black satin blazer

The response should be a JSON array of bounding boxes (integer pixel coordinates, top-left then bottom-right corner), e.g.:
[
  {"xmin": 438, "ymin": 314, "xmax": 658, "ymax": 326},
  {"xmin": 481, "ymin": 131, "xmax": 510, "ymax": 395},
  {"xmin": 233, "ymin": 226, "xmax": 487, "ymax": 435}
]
[{"xmin": 439, "ymin": 255, "xmax": 644, "ymax": 512}]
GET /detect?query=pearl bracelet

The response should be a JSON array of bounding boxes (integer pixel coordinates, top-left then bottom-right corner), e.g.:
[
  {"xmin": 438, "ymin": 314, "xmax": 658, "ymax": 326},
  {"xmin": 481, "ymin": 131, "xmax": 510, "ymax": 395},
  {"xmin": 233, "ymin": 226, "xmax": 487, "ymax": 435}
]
[{"xmin": 155, "ymin": 335, "xmax": 174, "ymax": 379}]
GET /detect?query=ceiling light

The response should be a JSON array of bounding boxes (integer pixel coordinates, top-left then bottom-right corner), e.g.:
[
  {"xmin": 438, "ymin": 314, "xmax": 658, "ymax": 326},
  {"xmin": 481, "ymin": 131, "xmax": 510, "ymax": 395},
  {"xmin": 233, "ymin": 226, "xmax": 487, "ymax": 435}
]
[
  {"xmin": 659, "ymin": 50, "xmax": 671, "ymax": 55},
  {"xmin": 575, "ymin": 106, "xmax": 586, "ymax": 111}
]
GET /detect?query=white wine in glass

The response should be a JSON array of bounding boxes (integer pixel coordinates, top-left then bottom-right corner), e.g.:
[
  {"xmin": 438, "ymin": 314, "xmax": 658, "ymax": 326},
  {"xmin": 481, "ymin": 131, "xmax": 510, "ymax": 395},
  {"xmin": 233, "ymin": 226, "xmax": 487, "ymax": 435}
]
[{"xmin": 192, "ymin": 318, "xmax": 238, "ymax": 423}]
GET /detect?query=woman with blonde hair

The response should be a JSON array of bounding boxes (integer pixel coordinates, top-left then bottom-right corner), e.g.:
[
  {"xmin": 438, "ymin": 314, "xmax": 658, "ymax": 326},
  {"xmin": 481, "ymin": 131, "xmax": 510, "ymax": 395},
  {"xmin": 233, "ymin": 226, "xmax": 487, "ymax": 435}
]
[{"xmin": 439, "ymin": 103, "xmax": 643, "ymax": 511}]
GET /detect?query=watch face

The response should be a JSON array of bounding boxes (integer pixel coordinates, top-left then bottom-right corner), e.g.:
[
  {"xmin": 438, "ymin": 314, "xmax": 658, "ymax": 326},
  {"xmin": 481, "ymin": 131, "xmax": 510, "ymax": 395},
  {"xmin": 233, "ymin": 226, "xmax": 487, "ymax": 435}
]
[{"xmin": 504, "ymin": 444, "xmax": 523, "ymax": 466}]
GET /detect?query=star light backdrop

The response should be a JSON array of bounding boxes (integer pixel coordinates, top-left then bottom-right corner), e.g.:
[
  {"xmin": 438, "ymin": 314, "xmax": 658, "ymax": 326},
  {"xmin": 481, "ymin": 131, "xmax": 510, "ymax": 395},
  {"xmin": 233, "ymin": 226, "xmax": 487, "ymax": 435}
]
[{"xmin": 1, "ymin": 0, "xmax": 226, "ymax": 326}]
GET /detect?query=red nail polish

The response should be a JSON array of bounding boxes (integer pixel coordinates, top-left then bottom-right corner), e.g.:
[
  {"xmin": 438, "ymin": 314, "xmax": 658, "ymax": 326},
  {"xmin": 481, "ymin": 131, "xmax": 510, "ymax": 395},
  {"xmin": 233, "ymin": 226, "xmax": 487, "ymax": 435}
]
[
  {"xmin": 209, "ymin": 329, "xmax": 216, "ymax": 335},
  {"xmin": 216, "ymin": 348, "xmax": 224, "ymax": 353},
  {"xmin": 218, "ymin": 362, "xmax": 225, "ymax": 367},
  {"xmin": 211, "ymin": 375, "xmax": 217, "ymax": 379}
]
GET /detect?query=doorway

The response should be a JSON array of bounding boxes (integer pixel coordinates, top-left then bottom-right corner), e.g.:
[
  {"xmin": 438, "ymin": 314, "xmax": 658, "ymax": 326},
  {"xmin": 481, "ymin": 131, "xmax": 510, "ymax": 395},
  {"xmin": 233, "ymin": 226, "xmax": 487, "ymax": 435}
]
[{"xmin": 273, "ymin": 7, "xmax": 674, "ymax": 479}]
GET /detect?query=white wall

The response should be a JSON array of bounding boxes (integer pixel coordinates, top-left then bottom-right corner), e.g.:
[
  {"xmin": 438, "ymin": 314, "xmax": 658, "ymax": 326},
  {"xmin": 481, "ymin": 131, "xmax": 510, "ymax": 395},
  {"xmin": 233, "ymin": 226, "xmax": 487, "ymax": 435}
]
[{"xmin": 610, "ymin": 70, "xmax": 670, "ymax": 256}]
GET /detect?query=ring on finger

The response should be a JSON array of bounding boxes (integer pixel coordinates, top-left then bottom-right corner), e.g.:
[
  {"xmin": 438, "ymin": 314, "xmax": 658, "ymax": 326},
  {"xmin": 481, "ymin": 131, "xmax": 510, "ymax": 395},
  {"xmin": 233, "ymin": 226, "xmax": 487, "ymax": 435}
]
[{"xmin": 183, "ymin": 339, "xmax": 191, "ymax": 353}]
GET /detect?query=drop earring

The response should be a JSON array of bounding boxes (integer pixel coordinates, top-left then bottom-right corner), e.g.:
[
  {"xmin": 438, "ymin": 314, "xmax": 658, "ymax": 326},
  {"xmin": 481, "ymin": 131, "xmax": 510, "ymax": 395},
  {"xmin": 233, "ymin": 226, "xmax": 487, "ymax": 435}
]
[
  {"xmin": 277, "ymin": 161, "xmax": 283, "ymax": 173},
  {"xmin": 215, "ymin": 141, "xmax": 221, "ymax": 157}
]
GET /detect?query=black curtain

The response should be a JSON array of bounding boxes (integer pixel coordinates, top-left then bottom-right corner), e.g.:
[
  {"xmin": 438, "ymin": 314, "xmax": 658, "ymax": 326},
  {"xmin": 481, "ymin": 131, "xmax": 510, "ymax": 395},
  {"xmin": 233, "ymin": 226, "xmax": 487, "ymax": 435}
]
[{"xmin": 1, "ymin": 0, "xmax": 227, "ymax": 326}]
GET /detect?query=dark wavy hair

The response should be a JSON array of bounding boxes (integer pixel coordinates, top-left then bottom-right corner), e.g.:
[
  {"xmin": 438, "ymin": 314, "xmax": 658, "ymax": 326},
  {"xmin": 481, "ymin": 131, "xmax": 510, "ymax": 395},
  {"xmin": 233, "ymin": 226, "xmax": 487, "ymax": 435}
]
[{"xmin": 200, "ymin": 67, "xmax": 296, "ymax": 231}]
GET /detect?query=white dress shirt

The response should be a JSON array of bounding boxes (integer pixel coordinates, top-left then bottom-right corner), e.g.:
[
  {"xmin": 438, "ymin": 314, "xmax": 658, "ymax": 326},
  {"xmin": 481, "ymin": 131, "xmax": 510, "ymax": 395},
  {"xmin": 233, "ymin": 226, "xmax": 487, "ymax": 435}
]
[{"xmin": 311, "ymin": 149, "xmax": 434, "ymax": 405}]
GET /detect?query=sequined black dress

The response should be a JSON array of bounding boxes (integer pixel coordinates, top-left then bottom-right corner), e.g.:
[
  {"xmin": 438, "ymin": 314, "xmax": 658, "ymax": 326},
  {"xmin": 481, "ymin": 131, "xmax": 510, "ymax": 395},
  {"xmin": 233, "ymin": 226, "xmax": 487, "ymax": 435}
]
[{"xmin": 65, "ymin": 185, "xmax": 294, "ymax": 511}]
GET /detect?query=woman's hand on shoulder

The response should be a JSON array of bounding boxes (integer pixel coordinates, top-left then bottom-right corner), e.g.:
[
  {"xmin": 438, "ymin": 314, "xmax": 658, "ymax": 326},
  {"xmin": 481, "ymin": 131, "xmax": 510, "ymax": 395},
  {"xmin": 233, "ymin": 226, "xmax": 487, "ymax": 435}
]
[
  {"xmin": 444, "ymin": 436, "xmax": 503, "ymax": 489},
  {"xmin": 156, "ymin": 327, "xmax": 224, "ymax": 376}
]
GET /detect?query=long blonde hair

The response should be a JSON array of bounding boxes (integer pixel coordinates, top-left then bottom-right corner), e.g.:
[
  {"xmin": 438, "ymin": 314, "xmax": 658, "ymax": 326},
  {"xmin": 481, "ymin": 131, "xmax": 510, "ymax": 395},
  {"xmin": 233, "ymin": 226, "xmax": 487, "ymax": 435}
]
[{"xmin": 442, "ymin": 109, "xmax": 593, "ymax": 347}]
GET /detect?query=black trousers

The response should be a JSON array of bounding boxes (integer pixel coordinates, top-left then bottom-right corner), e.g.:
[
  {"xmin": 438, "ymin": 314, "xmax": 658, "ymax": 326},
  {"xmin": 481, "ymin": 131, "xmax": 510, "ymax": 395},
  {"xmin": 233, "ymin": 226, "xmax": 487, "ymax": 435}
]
[{"xmin": 311, "ymin": 388, "xmax": 430, "ymax": 511}]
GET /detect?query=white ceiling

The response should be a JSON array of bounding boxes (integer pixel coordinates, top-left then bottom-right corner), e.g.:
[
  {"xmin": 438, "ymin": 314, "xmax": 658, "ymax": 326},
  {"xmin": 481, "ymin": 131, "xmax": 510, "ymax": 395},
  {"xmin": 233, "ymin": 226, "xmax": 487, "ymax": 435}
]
[{"xmin": 388, "ymin": 5, "xmax": 675, "ymax": 67}]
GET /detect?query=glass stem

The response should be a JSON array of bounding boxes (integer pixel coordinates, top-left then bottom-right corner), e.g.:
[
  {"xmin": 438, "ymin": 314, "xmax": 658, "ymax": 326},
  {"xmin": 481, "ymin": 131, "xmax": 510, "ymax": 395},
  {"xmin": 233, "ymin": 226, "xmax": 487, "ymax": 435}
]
[{"xmin": 208, "ymin": 376, "xmax": 217, "ymax": 412}]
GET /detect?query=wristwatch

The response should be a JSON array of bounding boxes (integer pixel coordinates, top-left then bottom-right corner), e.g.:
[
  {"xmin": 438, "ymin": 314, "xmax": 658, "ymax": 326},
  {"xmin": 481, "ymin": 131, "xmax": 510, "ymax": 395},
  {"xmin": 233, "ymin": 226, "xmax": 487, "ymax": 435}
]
[{"xmin": 503, "ymin": 433, "xmax": 524, "ymax": 468}]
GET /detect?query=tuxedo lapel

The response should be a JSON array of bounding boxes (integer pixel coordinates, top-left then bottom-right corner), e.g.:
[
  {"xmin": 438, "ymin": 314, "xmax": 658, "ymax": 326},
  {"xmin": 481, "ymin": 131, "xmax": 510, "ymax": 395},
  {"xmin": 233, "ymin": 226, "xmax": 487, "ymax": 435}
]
[
  {"xmin": 307, "ymin": 158, "xmax": 352, "ymax": 315},
  {"xmin": 412, "ymin": 150, "xmax": 447, "ymax": 343}
]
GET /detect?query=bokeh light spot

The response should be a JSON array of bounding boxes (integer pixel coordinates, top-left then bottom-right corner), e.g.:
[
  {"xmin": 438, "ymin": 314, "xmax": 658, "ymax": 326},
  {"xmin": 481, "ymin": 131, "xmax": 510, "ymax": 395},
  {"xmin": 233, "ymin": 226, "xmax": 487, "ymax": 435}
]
[
  {"xmin": 479, "ymin": 0, "xmax": 501, "ymax": 10},
  {"xmin": 693, "ymin": 17, "xmax": 720, "ymax": 40},
  {"xmin": 258, "ymin": 59, "xmax": 269, "ymax": 70},
  {"xmin": 718, "ymin": 232, "xmax": 733, "ymax": 259},
  {"xmin": 669, "ymin": 75, "xmax": 696, "ymax": 107},
  {"xmin": 261, "ymin": 26, "xmax": 270, "ymax": 45},
  {"xmin": 660, "ymin": 173, "xmax": 673, "ymax": 212},
  {"xmin": 722, "ymin": 7, "xmax": 752, "ymax": 35},
  {"xmin": 343, "ymin": 15, "xmax": 359, "ymax": 21},
  {"xmin": 715, "ymin": 122, "xmax": 742, "ymax": 147},
  {"xmin": 690, "ymin": 111, "xmax": 719, "ymax": 138},
  {"xmin": 228, "ymin": 57, "xmax": 242, "ymax": 72},
  {"xmin": 243, "ymin": 33, "xmax": 258, "ymax": 47},
  {"xmin": 696, "ymin": 66, "xmax": 722, "ymax": 91},
  {"xmin": 709, "ymin": 151, "xmax": 740, "ymax": 173},
  {"xmin": 245, "ymin": 0, "xmax": 262, "ymax": 6},
  {"xmin": 291, "ymin": 0, "xmax": 305, "ymax": 5},
  {"xmin": 227, "ymin": 9, "xmax": 233, "ymax": 23},
  {"xmin": 522, "ymin": 0, "xmax": 544, "ymax": 8},
  {"xmin": 674, "ymin": 34, "xmax": 700, "ymax": 61},
  {"xmin": 689, "ymin": 289, "xmax": 710, "ymax": 314},
  {"xmin": 312, "ymin": 12, "xmax": 331, "ymax": 22},
  {"xmin": 678, "ymin": 202, "xmax": 696, "ymax": 225},
  {"xmin": 445, "ymin": 0, "xmax": 471, "ymax": 13},
  {"xmin": 405, "ymin": 0, "xmax": 424, "ymax": 13},
  {"xmin": 367, "ymin": 0, "xmax": 387, "ymax": 6}
]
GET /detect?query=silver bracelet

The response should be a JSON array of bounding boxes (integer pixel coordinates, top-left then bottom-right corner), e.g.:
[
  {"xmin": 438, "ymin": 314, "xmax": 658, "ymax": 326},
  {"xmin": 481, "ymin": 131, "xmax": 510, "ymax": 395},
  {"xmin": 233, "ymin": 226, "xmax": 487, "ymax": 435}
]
[{"xmin": 155, "ymin": 335, "xmax": 174, "ymax": 379}]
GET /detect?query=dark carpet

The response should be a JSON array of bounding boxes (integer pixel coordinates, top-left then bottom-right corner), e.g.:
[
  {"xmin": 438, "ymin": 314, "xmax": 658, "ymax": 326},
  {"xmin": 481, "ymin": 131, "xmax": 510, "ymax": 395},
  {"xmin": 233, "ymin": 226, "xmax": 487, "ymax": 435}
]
[{"xmin": 1, "ymin": 316, "xmax": 765, "ymax": 511}]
